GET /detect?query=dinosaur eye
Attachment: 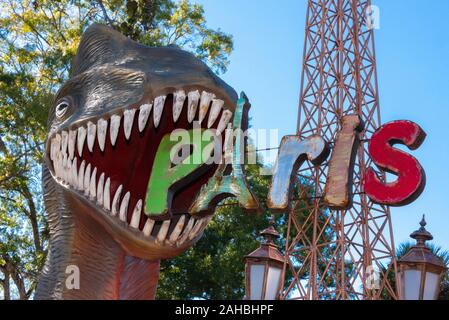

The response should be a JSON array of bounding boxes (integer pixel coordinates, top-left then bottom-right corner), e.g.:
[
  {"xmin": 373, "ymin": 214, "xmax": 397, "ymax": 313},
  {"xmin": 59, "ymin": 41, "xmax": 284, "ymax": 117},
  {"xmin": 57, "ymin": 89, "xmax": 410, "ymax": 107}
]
[{"xmin": 55, "ymin": 101, "xmax": 70, "ymax": 118}]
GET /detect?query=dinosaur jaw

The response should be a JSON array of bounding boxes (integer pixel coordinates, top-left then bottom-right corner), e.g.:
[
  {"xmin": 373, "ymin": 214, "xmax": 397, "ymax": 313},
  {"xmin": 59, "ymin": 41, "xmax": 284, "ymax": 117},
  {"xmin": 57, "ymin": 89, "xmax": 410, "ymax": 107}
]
[{"xmin": 45, "ymin": 88, "xmax": 234, "ymax": 258}]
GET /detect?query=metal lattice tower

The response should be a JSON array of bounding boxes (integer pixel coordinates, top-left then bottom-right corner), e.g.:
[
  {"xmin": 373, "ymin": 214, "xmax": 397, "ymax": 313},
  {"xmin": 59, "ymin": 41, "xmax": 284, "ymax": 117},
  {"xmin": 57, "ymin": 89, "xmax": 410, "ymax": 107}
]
[{"xmin": 281, "ymin": 0, "xmax": 399, "ymax": 300}]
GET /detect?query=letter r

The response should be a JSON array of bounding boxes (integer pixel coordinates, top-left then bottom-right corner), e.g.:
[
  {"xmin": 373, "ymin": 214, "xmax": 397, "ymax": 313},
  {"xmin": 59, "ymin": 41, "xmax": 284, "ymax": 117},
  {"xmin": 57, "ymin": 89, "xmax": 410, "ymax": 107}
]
[{"xmin": 267, "ymin": 135, "xmax": 329, "ymax": 211}]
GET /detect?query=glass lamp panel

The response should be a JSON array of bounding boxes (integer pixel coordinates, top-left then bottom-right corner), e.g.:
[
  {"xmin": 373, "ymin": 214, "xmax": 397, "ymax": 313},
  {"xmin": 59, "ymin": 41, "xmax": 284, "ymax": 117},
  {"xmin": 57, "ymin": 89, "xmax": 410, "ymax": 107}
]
[
  {"xmin": 403, "ymin": 269, "xmax": 422, "ymax": 300},
  {"xmin": 265, "ymin": 266, "xmax": 282, "ymax": 300},
  {"xmin": 423, "ymin": 272, "xmax": 440, "ymax": 300},
  {"xmin": 249, "ymin": 264, "xmax": 265, "ymax": 300}
]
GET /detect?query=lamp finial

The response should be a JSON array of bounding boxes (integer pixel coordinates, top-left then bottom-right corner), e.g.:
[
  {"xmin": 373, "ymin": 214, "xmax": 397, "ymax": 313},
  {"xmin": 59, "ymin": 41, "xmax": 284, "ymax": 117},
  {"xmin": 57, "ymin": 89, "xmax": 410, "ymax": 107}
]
[
  {"xmin": 410, "ymin": 215, "xmax": 433, "ymax": 246},
  {"xmin": 420, "ymin": 215, "xmax": 426, "ymax": 229}
]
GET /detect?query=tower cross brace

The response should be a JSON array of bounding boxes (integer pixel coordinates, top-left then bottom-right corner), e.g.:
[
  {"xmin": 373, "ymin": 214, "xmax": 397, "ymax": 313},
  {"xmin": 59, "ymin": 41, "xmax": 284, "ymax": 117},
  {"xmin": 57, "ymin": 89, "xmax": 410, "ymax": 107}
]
[{"xmin": 282, "ymin": 0, "xmax": 399, "ymax": 300}]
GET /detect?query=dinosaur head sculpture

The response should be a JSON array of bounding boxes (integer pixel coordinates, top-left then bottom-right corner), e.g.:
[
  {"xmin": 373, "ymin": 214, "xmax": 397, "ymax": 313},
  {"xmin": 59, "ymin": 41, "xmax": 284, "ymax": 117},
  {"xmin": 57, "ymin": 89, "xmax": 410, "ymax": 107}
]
[{"xmin": 36, "ymin": 24, "xmax": 246, "ymax": 299}]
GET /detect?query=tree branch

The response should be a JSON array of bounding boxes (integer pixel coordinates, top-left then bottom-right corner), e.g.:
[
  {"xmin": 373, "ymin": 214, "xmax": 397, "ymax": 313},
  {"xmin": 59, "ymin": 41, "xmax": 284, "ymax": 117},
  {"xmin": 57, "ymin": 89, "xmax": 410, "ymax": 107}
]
[
  {"xmin": 19, "ymin": 186, "xmax": 43, "ymax": 254},
  {"xmin": 0, "ymin": 272, "xmax": 11, "ymax": 300},
  {"xmin": 0, "ymin": 258, "xmax": 12, "ymax": 300},
  {"xmin": 96, "ymin": 0, "xmax": 114, "ymax": 26}
]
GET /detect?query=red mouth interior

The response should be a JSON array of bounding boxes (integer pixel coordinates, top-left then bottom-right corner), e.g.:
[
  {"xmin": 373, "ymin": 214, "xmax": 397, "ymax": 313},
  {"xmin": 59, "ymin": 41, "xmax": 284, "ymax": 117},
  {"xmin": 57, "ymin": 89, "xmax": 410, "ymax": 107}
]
[{"xmin": 73, "ymin": 93, "xmax": 225, "ymax": 232}]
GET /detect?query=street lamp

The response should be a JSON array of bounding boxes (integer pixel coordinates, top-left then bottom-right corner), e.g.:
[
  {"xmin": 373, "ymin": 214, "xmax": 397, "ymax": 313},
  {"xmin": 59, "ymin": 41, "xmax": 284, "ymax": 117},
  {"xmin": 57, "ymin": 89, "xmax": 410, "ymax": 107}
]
[
  {"xmin": 398, "ymin": 215, "xmax": 447, "ymax": 300},
  {"xmin": 244, "ymin": 225, "xmax": 285, "ymax": 300}
]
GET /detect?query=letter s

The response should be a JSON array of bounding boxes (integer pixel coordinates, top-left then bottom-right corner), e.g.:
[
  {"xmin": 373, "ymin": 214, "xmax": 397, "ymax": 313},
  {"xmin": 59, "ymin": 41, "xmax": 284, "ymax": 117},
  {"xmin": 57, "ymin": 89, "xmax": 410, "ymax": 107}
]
[{"xmin": 364, "ymin": 120, "xmax": 426, "ymax": 206}]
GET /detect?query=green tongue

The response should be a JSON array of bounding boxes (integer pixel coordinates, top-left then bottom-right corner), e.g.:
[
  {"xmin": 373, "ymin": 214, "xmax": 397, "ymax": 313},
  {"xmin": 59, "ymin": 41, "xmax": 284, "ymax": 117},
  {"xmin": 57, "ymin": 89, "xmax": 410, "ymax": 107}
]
[{"xmin": 144, "ymin": 128, "xmax": 214, "ymax": 218}]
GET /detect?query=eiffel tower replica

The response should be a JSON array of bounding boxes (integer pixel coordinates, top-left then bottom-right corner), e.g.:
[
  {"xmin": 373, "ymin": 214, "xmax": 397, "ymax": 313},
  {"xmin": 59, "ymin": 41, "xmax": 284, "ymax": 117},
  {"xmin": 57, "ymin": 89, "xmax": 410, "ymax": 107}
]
[{"xmin": 282, "ymin": 0, "xmax": 399, "ymax": 299}]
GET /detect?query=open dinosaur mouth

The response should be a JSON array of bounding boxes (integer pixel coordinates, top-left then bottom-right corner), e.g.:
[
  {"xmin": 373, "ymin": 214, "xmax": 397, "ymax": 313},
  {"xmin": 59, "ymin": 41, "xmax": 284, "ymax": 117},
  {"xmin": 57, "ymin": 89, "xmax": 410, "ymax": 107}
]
[{"xmin": 47, "ymin": 89, "xmax": 233, "ymax": 246}]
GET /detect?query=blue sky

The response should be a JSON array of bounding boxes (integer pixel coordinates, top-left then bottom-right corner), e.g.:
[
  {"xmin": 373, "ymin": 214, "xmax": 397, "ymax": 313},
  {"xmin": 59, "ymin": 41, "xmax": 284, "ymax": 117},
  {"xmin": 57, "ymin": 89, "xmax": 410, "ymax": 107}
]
[{"xmin": 196, "ymin": 0, "xmax": 449, "ymax": 250}]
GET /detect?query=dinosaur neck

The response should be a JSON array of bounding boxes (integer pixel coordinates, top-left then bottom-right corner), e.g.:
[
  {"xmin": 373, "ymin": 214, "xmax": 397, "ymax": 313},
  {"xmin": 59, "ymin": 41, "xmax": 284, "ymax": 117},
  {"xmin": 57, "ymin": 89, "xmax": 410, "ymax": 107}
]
[
  {"xmin": 36, "ymin": 169, "xmax": 161, "ymax": 300},
  {"xmin": 61, "ymin": 207, "xmax": 161, "ymax": 300}
]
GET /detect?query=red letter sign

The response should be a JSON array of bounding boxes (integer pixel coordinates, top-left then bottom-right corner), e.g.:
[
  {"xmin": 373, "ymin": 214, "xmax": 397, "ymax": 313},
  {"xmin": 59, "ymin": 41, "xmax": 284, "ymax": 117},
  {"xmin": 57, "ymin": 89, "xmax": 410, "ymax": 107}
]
[{"xmin": 364, "ymin": 120, "xmax": 426, "ymax": 206}]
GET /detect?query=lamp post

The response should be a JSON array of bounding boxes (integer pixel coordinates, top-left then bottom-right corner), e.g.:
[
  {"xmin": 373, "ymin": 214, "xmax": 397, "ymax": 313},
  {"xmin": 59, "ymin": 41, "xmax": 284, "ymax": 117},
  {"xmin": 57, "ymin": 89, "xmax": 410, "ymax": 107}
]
[
  {"xmin": 244, "ymin": 225, "xmax": 285, "ymax": 300},
  {"xmin": 398, "ymin": 215, "xmax": 447, "ymax": 300}
]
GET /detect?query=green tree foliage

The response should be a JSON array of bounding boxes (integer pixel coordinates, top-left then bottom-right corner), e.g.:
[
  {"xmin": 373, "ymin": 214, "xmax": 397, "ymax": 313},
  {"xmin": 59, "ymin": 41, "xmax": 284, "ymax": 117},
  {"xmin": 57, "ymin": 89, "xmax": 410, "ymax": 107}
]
[{"xmin": 0, "ymin": 0, "xmax": 232, "ymax": 300}]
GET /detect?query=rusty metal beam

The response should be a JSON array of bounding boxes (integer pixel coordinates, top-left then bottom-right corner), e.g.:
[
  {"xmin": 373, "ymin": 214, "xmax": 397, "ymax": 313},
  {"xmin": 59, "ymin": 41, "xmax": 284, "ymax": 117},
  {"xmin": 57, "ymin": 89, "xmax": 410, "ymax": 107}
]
[{"xmin": 283, "ymin": 0, "xmax": 399, "ymax": 300}]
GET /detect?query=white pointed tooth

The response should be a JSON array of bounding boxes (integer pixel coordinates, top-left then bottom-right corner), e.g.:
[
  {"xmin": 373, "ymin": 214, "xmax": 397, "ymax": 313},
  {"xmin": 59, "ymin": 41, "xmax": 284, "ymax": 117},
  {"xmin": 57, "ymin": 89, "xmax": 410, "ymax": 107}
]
[
  {"xmin": 87, "ymin": 122, "xmax": 96, "ymax": 152},
  {"xmin": 83, "ymin": 163, "xmax": 91, "ymax": 195},
  {"xmin": 55, "ymin": 155, "xmax": 61, "ymax": 178},
  {"xmin": 68, "ymin": 159, "xmax": 75, "ymax": 182},
  {"xmin": 59, "ymin": 155, "xmax": 64, "ymax": 179},
  {"xmin": 71, "ymin": 158, "xmax": 78, "ymax": 187},
  {"xmin": 143, "ymin": 219, "xmax": 155, "ymax": 237},
  {"xmin": 54, "ymin": 161, "xmax": 59, "ymax": 178},
  {"xmin": 55, "ymin": 133, "xmax": 62, "ymax": 147},
  {"xmin": 89, "ymin": 167, "xmax": 97, "ymax": 199},
  {"xmin": 153, "ymin": 95, "xmax": 166, "ymax": 128},
  {"xmin": 124, "ymin": 109, "xmax": 136, "ymax": 140},
  {"xmin": 65, "ymin": 158, "xmax": 71, "ymax": 184},
  {"xmin": 54, "ymin": 152, "xmax": 62, "ymax": 178},
  {"xmin": 61, "ymin": 131, "xmax": 68, "ymax": 155},
  {"xmin": 51, "ymin": 134, "xmax": 61, "ymax": 161},
  {"xmin": 169, "ymin": 215, "xmax": 186, "ymax": 243},
  {"xmin": 68, "ymin": 130, "xmax": 76, "ymax": 160},
  {"xmin": 110, "ymin": 115, "xmax": 121, "ymax": 146},
  {"xmin": 208, "ymin": 99, "xmax": 224, "ymax": 128},
  {"xmin": 199, "ymin": 91, "xmax": 215, "ymax": 124},
  {"xmin": 138, "ymin": 103, "xmax": 152, "ymax": 132},
  {"xmin": 67, "ymin": 158, "xmax": 72, "ymax": 185},
  {"xmin": 61, "ymin": 155, "xmax": 67, "ymax": 181},
  {"xmin": 64, "ymin": 156, "xmax": 72, "ymax": 185},
  {"xmin": 96, "ymin": 173, "xmax": 105, "ymax": 205},
  {"xmin": 173, "ymin": 90, "xmax": 186, "ymax": 123},
  {"xmin": 54, "ymin": 155, "xmax": 60, "ymax": 178},
  {"xmin": 177, "ymin": 217, "xmax": 195, "ymax": 245},
  {"xmin": 103, "ymin": 178, "xmax": 111, "ymax": 210},
  {"xmin": 189, "ymin": 217, "xmax": 207, "ymax": 240},
  {"xmin": 188, "ymin": 219, "xmax": 202, "ymax": 240},
  {"xmin": 50, "ymin": 137, "xmax": 56, "ymax": 161},
  {"xmin": 65, "ymin": 156, "xmax": 72, "ymax": 184},
  {"xmin": 187, "ymin": 90, "xmax": 200, "ymax": 123},
  {"xmin": 60, "ymin": 155, "xmax": 66, "ymax": 182},
  {"xmin": 111, "ymin": 185, "xmax": 123, "ymax": 216},
  {"xmin": 97, "ymin": 119, "xmax": 107, "ymax": 152},
  {"xmin": 77, "ymin": 127, "xmax": 86, "ymax": 157},
  {"xmin": 130, "ymin": 199, "xmax": 142, "ymax": 229},
  {"xmin": 119, "ymin": 191, "xmax": 130, "ymax": 222},
  {"xmin": 217, "ymin": 110, "xmax": 233, "ymax": 135},
  {"xmin": 70, "ymin": 158, "xmax": 78, "ymax": 189},
  {"xmin": 77, "ymin": 160, "xmax": 85, "ymax": 190},
  {"xmin": 53, "ymin": 159, "xmax": 58, "ymax": 178},
  {"xmin": 157, "ymin": 220, "xmax": 171, "ymax": 243}
]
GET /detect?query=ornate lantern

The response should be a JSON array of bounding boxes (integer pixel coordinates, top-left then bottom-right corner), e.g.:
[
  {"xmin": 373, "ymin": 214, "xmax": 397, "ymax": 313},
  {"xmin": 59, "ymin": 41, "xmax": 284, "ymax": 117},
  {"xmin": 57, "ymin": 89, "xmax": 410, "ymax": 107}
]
[
  {"xmin": 398, "ymin": 216, "xmax": 447, "ymax": 300},
  {"xmin": 244, "ymin": 225, "xmax": 285, "ymax": 300}
]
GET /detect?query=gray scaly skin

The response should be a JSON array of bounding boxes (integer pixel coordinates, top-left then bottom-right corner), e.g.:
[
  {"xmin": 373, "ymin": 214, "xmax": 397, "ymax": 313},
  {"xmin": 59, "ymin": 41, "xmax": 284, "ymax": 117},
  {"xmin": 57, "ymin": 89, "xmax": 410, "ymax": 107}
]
[{"xmin": 36, "ymin": 24, "xmax": 238, "ymax": 299}]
